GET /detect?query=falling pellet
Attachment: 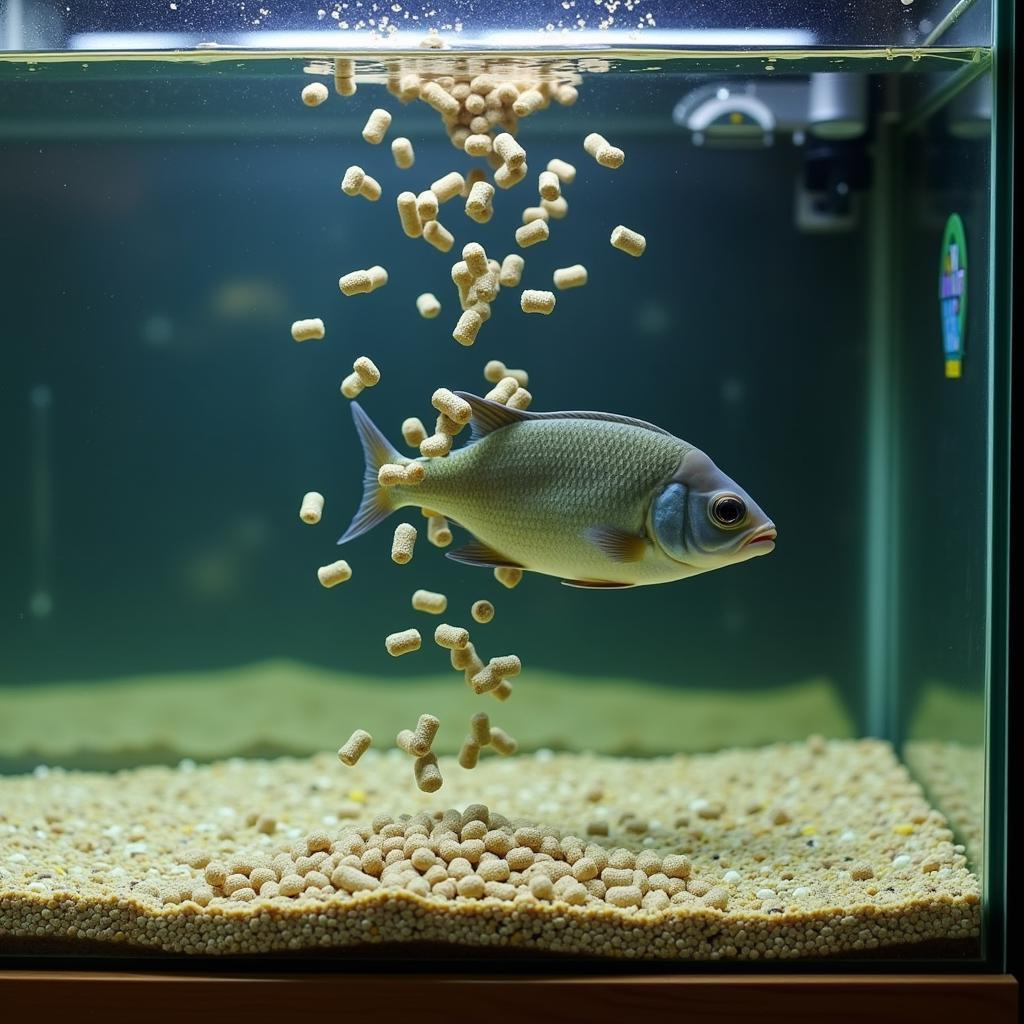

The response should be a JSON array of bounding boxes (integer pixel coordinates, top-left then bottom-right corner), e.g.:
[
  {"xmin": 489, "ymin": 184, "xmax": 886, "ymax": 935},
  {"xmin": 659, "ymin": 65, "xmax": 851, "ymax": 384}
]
[
  {"xmin": 423, "ymin": 220, "xmax": 455, "ymax": 253},
  {"xmin": 317, "ymin": 560, "xmax": 352, "ymax": 588},
  {"xmin": 402, "ymin": 417, "xmax": 428, "ymax": 447},
  {"xmin": 397, "ymin": 192, "xmax": 422, "ymax": 238},
  {"xmin": 494, "ymin": 567, "xmax": 523, "ymax": 589},
  {"xmin": 583, "ymin": 132, "xmax": 625, "ymax": 169},
  {"xmin": 412, "ymin": 589, "xmax": 448, "ymax": 614},
  {"xmin": 553, "ymin": 264, "xmax": 588, "ymax": 290},
  {"xmin": 391, "ymin": 523, "xmax": 418, "ymax": 565},
  {"xmin": 301, "ymin": 82, "xmax": 329, "ymax": 107},
  {"xmin": 416, "ymin": 293, "xmax": 441, "ymax": 319},
  {"xmin": 391, "ymin": 137, "xmax": 415, "ymax": 169},
  {"xmin": 521, "ymin": 289, "xmax": 556, "ymax": 314},
  {"xmin": 426, "ymin": 515, "xmax": 453, "ymax": 547},
  {"xmin": 337, "ymin": 729, "xmax": 372, "ymax": 766},
  {"xmin": 610, "ymin": 225, "xmax": 646, "ymax": 257},
  {"xmin": 299, "ymin": 491, "xmax": 325, "ymax": 525},
  {"xmin": 291, "ymin": 318, "xmax": 325, "ymax": 342},
  {"xmin": 361, "ymin": 108, "xmax": 392, "ymax": 145},
  {"xmin": 385, "ymin": 628, "xmax": 422, "ymax": 657}
]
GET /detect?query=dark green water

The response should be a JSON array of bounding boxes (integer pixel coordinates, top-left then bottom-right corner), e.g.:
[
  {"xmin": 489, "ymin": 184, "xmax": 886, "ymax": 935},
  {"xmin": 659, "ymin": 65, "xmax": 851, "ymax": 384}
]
[{"xmin": 0, "ymin": 49, "xmax": 993, "ymax": 764}]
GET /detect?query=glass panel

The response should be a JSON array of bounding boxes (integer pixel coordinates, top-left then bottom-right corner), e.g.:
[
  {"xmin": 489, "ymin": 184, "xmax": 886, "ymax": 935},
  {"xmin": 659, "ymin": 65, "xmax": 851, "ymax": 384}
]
[{"xmin": 0, "ymin": 6, "xmax": 1000, "ymax": 965}]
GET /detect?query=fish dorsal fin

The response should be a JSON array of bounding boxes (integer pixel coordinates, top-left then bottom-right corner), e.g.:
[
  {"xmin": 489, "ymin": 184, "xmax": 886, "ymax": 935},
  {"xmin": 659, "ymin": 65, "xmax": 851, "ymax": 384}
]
[
  {"xmin": 455, "ymin": 393, "xmax": 529, "ymax": 441},
  {"xmin": 583, "ymin": 525, "xmax": 648, "ymax": 563},
  {"xmin": 445, "ymin": 539, "xmax": 523, "ymax": 569},
  {"xmin": 454, "ymin": 392, "xmax": 675, "ymax": 443}
]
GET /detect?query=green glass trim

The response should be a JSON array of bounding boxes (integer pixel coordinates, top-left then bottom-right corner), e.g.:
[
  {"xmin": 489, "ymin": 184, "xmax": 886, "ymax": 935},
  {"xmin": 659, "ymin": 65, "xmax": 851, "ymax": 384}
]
[{"xmin": 983, "ymin": 0, "xmax": 1013, "ymax": 975}]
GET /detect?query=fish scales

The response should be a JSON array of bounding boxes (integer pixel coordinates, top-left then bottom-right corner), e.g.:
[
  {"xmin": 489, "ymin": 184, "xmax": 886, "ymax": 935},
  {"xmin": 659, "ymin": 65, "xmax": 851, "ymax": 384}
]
[{"xmin": 394, "ymin": 419, "xmax": 690, "ymax": 583}]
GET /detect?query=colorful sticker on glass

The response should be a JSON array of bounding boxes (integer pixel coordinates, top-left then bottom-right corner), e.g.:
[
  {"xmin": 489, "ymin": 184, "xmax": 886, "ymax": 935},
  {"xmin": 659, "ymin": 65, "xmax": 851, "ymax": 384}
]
[{"xmin": 939, "ymin": 213, "xmax": 967, "ymax": 379}]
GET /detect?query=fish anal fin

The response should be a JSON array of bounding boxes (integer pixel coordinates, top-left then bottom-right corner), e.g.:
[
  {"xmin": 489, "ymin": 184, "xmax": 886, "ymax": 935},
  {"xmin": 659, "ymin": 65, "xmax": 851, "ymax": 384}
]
[
  {"xmin": 583, "ymin": 525, "xmax": 648, "ymax": 563},
  {"xmin": 561, "ymin": 578, "xmax": 635, "ymax": 589},
  {"xmin": 446, "ymin": 539, "xmax": 522, "ymax": 569}
]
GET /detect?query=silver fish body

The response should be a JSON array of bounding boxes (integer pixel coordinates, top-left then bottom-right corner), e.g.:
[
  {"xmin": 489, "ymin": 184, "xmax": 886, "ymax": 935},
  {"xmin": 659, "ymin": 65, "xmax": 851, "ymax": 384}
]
[{"xmin": 341, "ymin": 396, "xmax": 776, "ymax": 588}]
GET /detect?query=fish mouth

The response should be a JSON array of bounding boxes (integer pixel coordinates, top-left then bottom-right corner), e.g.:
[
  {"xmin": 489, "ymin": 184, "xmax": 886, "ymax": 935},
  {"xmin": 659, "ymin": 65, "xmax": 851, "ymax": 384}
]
[{"xmin": 744, "ymin": 527, "xmax": 777, "ymax": 551}]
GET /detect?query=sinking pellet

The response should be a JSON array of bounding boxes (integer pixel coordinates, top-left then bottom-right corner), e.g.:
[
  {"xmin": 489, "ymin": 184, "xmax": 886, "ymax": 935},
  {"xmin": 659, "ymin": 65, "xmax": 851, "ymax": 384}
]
[
  {"xmin": 431, "ymin": 171, "xmax": 465, "ymax": 205},
  {"xmin": 465, "ymin": 180, "xmax": 495, "ymax": 224},
  {"xmin": 515, "ymin": 220, "xmax": 549, "ymax": 248},
  {"xmin": 341, "ymin": 165, "xmax": 381, "ymax": 201},
  {"xmin": 391, "ymin": 524, "xmax": 417, "ymax": 565},
  {"xmin": 551, "ymin": 261, "xmax": 589, "ymax": 292},
  {"xmin": 378, "ymin": 464, "xmax": 407, "ymax": 488},
  {"xmin": 610, "ymin": 224, "xmax": 646, "ymax": 257},
  {"xmin": 493, "ymin": 133, "xmax": 526, "ymax": 168},
  {"xmin": 431, "ymin": 388, "xmax": 471, "ymax": 425},
  {"xmin": 402, "ymin": 417, "xmax": 428, "ymax": 447},
  {"xmin": 337, "ymin": 729, "xmax": 372, "ymax": 767},
  {"xmin": 423, "ymin": 220, "xmax": 454, "ymax": 253},
  {"xmin": 317, "ymin": 560, "xmax": 352, "ymax": 588},
  {"xmin": 458, "ymin": 738, "xmax": 480, "ymax": 769},
  {"xmin": 391, "ymin": 137, "xmax": 415, "ymax": 169},
  {"xmin": 470, "ymin": 712, "xmax": 492, "ymax": 746},
  {"xmin": 361, "ymin": 108, "xmax": 392, "ymax": 145},
  {"xmin": 494, "ymin": 162, "xmax": 528, "ymax": 190},
  {"xmin": 416, "ymin": 190, "xmax": 439, "ymax": 223},
  {"xmin": 452, "ymin": 309, "xmax": 482, "ymax": 346},
  {"xmin": 340, "ymin": 374, "xmax": 364, "ymax": 399},
  {"xmin": 434, "ymin": 623, "xmax": 470, "ymax": 650},
  {"xmin": 385, "ymin": 628, "xmax": 421, "ymax": 657},
  {"xmin": 542, "ymin": 196, "xmax": 568, "ymax": 220},
  {"xmin": 489, "ymin": 727, "xmax": 518, "ymax": 757},
  {"xmin": 353, "ymin": 356, "xmax": 380, "ymax": 387},
  {"xmin": 426, "ymin": 514, "xmax": 453, "ymax": 547},
  {"xmin": 507, "ymin": 388, "xmax": 532, "ymax": 409},
  {"xmin": 420, "ymin": 433, "xmax": 453, "ymax": 459},
  {"xmin": 494, "ymin": 566, "xmax": 523, "ymax": 588},
  {"xmin": 291, "ymin": 318, "xmax": 325, "ymax": 342},
  {"xmin": 301, "ymin": 82, "xmax": 329, "ymax": 107},
  {"xmin": 414, "ymin": 752, "xmax": 443, "ymax": 793},
  {"xmin": 547, "ymin": 158, "xmax": 576, "ymax": 184},
  {"xmin": 484, "ymin": 360, "xmax": 528, "ymax": 387},
  {"xmin": 415, "ymin": 293, "xmax": 441, "ymax": 319},
  {"xmin": 538, "ymin": 170, "xmax": 561, "ymax": 201},
  {"xmin": 521, "ymin": 289, "xmax": 555, "ymax": 314},
  {"xmin": 397, "ymin": 192, "xmax": 422, "ymax": 238},
  {"xmin": 485, "ymin": 377, "xmax": 518, "ymax": 404},
  {"xmin": 412, "ymin": 589, "xmax": 447, "ymax": 614},
  {"xmin": 471, "ymin": 600, "xmax": 494, "ymax": 624},
  {"xmin": 499, "ymin": 254, "xmax": 525, "ymax": 288},
  {"xmin": 299, "ymin": 491, "xmax": 325, "ymax": 524},
  {"xmin": 583, "ymin": 132, "xmax": 625, "ymax": 169}
]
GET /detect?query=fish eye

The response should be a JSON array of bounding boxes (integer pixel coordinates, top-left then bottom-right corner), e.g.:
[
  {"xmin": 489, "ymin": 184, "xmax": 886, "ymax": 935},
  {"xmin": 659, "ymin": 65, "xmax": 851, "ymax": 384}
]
[{"xmin": 709, "ymin": 493, "xmax": 746, "ymax": 528}]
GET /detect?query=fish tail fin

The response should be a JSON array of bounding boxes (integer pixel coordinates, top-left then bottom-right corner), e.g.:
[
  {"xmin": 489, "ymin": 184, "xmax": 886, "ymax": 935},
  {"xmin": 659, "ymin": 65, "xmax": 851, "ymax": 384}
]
[{"xmin": 338, "ymin": 402, "xmax": 403, "ymax": 544}]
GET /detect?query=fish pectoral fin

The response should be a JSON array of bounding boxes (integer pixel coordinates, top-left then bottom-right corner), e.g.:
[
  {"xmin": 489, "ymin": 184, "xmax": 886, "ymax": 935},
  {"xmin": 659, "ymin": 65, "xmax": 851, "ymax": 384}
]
[
  {"xmin": 445, "ymin": 539, "xmax": 523, "ymax": 569},
  {"xmin": 561, "ymin": 578, "xmax": 635, "ymax": 589},
  {"xmin": 582, "ymin": 525, "xmax": 648, "ymax": 563}
]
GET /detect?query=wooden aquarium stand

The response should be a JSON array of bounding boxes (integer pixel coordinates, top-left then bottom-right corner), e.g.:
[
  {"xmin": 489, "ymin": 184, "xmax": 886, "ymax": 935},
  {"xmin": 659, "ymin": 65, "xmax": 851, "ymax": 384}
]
[{"xmin": 0, "ymin": 970, "xmax": 1017, "ymax": 1023}]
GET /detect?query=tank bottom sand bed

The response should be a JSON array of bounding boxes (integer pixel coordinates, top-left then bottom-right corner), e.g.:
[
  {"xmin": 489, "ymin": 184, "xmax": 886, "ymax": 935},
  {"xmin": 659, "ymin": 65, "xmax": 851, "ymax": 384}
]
[{"xmin": 0, "ymin": 738, "xmax": 979, "ymax": 961}]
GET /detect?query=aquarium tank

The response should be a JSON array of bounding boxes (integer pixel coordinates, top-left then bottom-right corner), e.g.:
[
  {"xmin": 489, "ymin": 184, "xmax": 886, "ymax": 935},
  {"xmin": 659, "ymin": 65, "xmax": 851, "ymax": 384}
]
[{"xmin": 0, "ymin": 0, "xmax": 1013, "ymax": 982}]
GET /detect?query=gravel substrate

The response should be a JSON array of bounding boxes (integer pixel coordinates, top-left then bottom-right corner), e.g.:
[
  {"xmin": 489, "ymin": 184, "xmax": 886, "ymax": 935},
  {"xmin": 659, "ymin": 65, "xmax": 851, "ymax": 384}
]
[{"xmin": 0, "ymin": 739, "xmax": 980, "ymax": 960}]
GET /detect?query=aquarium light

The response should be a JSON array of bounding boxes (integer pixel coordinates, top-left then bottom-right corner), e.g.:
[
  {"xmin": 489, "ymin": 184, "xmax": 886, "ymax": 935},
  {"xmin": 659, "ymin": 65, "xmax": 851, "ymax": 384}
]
[{"xmin": 69, "ymin": 27, "xmax": 815, "ymax": 52}]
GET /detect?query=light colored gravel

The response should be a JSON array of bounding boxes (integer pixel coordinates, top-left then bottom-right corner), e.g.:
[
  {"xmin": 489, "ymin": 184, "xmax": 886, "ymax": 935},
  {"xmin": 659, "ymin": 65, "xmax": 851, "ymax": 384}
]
[{"xmin": 0, "ymin": 738, "xmax": 978, "ymax": 959}]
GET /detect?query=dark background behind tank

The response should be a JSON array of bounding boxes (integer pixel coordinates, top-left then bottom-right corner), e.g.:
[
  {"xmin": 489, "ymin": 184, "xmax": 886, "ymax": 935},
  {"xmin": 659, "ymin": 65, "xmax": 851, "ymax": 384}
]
[{"xmin": 0, "ymin": 61, "xmax": 918, "ymax": 731}]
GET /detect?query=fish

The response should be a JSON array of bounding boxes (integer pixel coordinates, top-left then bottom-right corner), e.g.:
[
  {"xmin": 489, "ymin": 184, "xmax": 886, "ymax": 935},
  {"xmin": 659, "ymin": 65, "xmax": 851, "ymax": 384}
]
[{"xmin": 339, "ymin": 394, "xmax": 776, "ymax": 589}]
